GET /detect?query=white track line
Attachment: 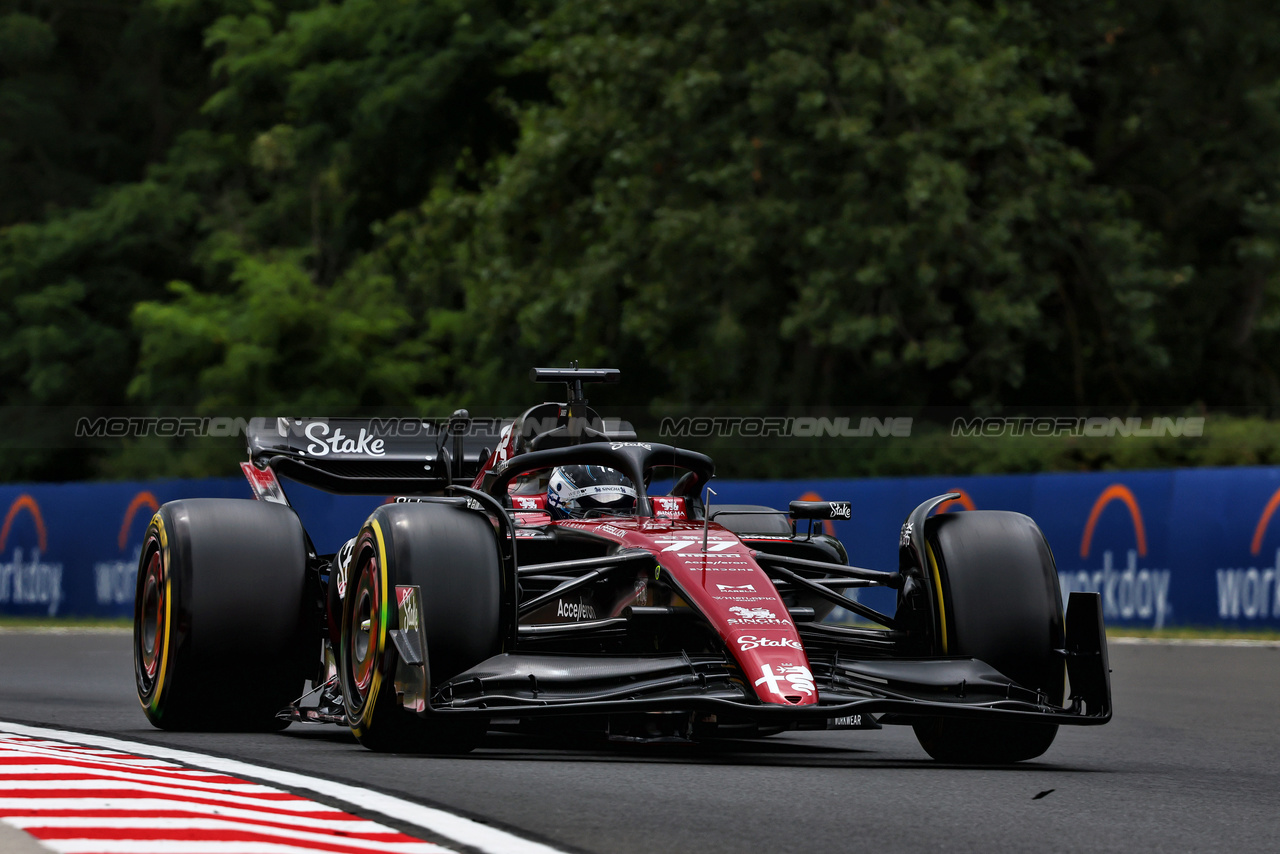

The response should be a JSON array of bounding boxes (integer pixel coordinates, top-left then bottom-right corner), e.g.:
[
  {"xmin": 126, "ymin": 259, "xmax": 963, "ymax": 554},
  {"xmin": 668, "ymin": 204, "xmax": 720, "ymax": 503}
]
[{"xmin": 0, "ymin": 722, "xmax": 569, "ymax": 854}]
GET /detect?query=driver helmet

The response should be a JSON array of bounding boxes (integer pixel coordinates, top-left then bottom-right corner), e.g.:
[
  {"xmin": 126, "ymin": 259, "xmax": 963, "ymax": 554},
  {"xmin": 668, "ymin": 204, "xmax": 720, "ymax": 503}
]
[{"xmin": 546, "ymin": 465, "xmax": 637, "ymax": 519}]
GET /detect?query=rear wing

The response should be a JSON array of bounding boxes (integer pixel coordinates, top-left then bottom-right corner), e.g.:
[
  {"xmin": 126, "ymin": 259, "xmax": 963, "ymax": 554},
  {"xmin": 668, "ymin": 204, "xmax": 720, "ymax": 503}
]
[
  {"xmin": 245, "ymin": 412, "xmax": 637, "ymax": 496},
  {"xmin": 246, "ymin": 416, "xmax": 510, "ymax": 495}
]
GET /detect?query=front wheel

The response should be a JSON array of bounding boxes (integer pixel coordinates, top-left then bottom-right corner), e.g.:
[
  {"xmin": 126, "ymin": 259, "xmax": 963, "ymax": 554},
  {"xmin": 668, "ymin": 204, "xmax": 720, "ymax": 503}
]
[
  {"xmin": 910, "ymin": 510, "xmax": 1065, "ymax": 763},
  {"xmin": 339, "ymin": 501, "xmax": 504, "ymax": 752}
]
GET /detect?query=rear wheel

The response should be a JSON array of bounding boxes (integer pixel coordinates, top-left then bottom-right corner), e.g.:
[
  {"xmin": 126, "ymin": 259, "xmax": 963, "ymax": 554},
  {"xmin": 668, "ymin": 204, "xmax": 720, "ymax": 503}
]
[
  {"xmin": 339, "ymin": 501, "xmax": 504, "ymax": 753},
  {"xmin": 134, "ymin": 499, "xmax": 313, "ymax": 731},
  {"xmin": 910, "ymin": 510, "xmax": 1065, "ymax": 763}
]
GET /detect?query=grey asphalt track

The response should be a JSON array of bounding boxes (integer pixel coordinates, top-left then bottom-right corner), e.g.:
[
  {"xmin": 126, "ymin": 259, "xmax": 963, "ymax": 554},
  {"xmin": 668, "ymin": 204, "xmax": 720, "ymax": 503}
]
[
  {"xmin": 1, "ymin": 629, "xmax": 1277, "ymax": 853},
  {"xmin": 0, "ymin": 819, "xmax": 51, "ymax": 854}
]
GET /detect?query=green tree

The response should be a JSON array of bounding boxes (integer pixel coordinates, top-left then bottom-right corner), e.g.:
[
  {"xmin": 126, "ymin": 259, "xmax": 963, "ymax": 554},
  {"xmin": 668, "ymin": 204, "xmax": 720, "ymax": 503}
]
[
  {"xmin": 1079, "ymin": 1, "xmax": 1280, "ymax": 408},
  {"xmin": 1, "ymin": 0, "xmax": 529, "ymax": 479},
  {"xmin": 0, "ymin": 0, "xmax": 226, "ymax": 479},
  {"xmin": 392, "ymin": 0, "xmax": 1176, "ymax": 411},
  {"xmin": 10, "ymin": 0, "xmax": 1280, "ymax": 483},
  {"xmin": 0, "ymin": 1, "xmax": 211, "ymax": 225},
  {"xmin": 121, "ymin": 0, "xmax": 529, "ymax": 414}
]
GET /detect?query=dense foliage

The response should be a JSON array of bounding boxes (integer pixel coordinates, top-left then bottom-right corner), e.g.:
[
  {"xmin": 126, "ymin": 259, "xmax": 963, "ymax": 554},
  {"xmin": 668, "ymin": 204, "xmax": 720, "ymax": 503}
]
[{"xmin": 1, "ymin": 0, "xmax": 1278, "ymax": 479}]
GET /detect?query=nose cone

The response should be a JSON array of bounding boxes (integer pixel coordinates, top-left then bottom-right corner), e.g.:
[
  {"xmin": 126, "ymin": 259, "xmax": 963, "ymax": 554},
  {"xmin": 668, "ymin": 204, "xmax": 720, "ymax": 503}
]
[{"xmin": 741, "ymin": 658, "xmax": 817, "ymax": 705}]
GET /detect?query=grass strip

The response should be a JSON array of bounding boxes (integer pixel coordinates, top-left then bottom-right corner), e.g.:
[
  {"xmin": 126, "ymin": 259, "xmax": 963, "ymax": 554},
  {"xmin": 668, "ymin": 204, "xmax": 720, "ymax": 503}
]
[
  {"xmin": 1107, "ymin": 626, "xmax": 1280, "ymax": 641},
  {"xmin": 0, "ymin": 617, "xmax": 131, "ymax": 629}
]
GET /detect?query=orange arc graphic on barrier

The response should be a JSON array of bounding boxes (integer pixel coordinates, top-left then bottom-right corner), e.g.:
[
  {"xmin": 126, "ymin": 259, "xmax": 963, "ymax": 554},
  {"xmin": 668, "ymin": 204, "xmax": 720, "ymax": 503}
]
[
  {"xmin": 0, "ymin": 494, "xmax": 48, "ymax": 553},
  {"xmin": 1249, "ymin": 485, "xmax": 1280, "ymax": 556},
  {"xmin": 118, "ymin": 491, "xmax": 160, "ymax": 551},
  {"xmin": 932, "ymin": 489, "xmax": 977, "ymax": 514},
  {"xmin": 798, "ymin": 491, "xmax": 837, "ymax": 536},
  {"xmin": 1080, "ymin": 484, "xmax": 1146, "ymax": 558}
]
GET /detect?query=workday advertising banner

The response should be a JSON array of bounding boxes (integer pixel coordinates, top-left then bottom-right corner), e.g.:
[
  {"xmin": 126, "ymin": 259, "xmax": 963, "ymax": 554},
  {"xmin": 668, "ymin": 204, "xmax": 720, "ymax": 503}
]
[
  {"xmin": 0, "ymin": 479, "xmax": 401, "ymax": 618},
  {"xmin": 717, "ymin": 466, "xmax": 1280, "ymax": 630},
  {"xmin": 0, "ymin": 480, "xmax": 247, "ymax": 619},
  {"xmin": 3, "ymin": 468, "xmax": 1280, "ymax": 628}
]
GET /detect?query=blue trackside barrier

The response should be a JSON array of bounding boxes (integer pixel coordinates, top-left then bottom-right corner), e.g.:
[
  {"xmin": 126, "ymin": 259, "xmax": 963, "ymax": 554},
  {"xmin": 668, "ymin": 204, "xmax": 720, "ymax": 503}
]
[
  {"xmin": 3, "ymin": 467, "xmax": 1280, "ymax": 628},
  {"xmin": 0, "ymin": 478, "xmax": 387, "ymax": 619}
]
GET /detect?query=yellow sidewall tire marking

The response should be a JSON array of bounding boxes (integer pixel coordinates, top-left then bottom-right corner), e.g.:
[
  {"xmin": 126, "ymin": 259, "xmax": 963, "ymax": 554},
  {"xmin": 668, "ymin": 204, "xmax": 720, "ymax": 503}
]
[
  {"xmin": 143, "ymin": 513, "xmax": 173, "ymax": 716},
  {"xmin": 354, "ymin": 520, "xmax": 390, "ymax": 735},
  {"xmin": 926, "ymin": 542, "xmax": 948, "ymax": 655}
]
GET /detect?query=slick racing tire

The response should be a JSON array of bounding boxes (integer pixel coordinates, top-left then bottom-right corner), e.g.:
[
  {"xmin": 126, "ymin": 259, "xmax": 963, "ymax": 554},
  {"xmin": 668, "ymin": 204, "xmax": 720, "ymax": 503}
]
[
  {"xmin": 911, "ymin": 510, "xmax": 1065, "ymax": 764},
  {"xmin": 339, "ymin": 501, "xmax": 503, "ymax": 753},
  {"xmin": 134, "ymin": 499, "xmax": 314, "ymax": 731}
]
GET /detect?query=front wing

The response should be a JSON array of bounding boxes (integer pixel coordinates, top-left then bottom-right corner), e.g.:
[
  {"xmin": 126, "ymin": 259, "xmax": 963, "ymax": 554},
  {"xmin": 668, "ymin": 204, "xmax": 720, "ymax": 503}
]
[{"xmin": 423, "ymin": 592, "xmax": 1111, "ymax": 727}]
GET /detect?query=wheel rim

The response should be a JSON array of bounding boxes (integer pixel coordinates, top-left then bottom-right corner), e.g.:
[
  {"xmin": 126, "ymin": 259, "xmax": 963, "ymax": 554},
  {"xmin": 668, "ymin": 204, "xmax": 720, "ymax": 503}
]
[
  {"xmin": 348, "ymin": 554, "xmax": 381, "ymax": 699},
  {"xmin": 135, "ymin": 538, "xmax": 166, "ymax": 694}
]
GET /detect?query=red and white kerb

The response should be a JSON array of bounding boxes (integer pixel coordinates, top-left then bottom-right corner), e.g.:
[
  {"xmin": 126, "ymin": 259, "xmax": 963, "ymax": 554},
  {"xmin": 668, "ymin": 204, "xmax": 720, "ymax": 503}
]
[{"xmin": 0, "ymin": 733, "xmax": 447, "ymax": 854}]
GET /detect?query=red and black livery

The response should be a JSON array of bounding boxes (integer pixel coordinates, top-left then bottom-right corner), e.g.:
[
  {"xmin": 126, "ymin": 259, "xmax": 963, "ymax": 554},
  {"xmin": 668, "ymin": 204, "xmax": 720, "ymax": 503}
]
[{"xmin": 134, "ymin": 367, "xmax": 1111, "ymax": 763}]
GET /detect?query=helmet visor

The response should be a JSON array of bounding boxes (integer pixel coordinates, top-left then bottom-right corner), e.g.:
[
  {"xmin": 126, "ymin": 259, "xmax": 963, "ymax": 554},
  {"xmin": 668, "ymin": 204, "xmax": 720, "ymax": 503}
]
[{"xmin": 548, "ymin": 466, "xmax": 637, "ymax": 518}]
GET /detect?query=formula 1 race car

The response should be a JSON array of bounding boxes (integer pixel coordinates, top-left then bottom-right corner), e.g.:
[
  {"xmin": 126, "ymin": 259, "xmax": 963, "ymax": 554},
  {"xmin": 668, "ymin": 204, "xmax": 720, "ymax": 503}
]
[{"xmin": 133, "ymin": 367, "xmax": 1111, "ymax": 763}]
